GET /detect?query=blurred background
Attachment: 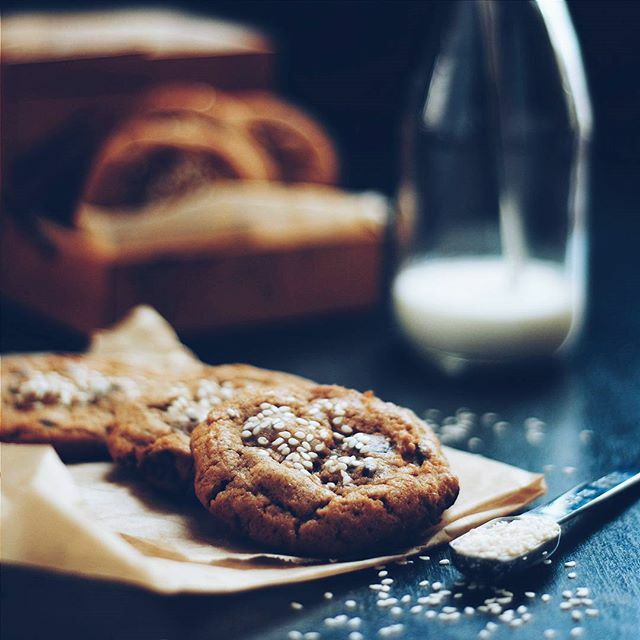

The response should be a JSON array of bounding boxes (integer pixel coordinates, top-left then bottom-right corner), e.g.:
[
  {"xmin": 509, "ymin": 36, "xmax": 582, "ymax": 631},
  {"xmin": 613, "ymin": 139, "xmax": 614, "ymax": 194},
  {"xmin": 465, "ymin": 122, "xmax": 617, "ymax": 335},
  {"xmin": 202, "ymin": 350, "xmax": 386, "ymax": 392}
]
[{"xmin": 1, "ymin": 0, "xmax": 639, "ymax": 362}]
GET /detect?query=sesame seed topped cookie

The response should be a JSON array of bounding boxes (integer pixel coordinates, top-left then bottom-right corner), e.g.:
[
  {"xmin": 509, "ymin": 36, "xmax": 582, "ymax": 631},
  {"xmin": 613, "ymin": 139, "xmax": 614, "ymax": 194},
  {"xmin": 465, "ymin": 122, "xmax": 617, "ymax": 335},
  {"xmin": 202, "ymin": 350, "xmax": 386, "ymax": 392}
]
[
  {"xmin": 106, "ymin": 364, "xmax": 314, "ymax": 494},
  {"xmin": 192, "ymin": 385, "xmax": 459, "ymax": 558},
  {"xmin": 1, "ymin": 354, "xmax": 146, "ymax": 460}
]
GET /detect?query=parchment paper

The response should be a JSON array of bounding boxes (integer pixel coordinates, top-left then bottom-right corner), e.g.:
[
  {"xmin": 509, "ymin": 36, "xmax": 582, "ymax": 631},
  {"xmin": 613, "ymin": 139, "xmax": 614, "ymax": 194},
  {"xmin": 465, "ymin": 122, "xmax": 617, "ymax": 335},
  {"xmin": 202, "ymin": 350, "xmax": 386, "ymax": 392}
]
[{"xmin": 1, "ymin": 443, "xmax": 545, "ymax": 594}]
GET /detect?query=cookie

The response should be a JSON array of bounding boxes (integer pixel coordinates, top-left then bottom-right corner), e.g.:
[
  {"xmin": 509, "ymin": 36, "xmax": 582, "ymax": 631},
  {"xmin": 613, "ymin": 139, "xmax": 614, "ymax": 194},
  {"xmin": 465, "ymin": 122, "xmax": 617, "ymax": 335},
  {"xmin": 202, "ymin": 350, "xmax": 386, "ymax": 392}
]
[
  {"xmin": 0, "ymin": 354, "xmax": 147, "ymax": 460},
  {"xmin": 107, "ymin": 364, "xmax": 314, "ymax": 494},
  {"xmin": 192, "ymin": 385, "xmax": 459, "ymax": 558}
]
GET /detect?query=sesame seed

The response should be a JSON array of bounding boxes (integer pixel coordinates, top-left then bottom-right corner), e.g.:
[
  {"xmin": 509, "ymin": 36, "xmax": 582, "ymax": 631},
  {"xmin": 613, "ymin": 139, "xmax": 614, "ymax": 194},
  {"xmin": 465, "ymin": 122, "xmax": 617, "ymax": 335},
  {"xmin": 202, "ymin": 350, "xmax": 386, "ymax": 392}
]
[
  {"xmin": 570, "ymin": 628, "xmax": 584, "ymax": 637},
  {"xmin": 349, "ymin": 633, "xmax": 364, "ymax": 640},
  {"xmin": 419, "ymin": 555, "xmax": 430, "ymax": 561},
  {"xmin": 381, "ymin": 578, "xmax": 394, "ymax": 585},
  {"xmin": 576, "ymin": 587, "xmax": 590, "ymax": 597},
  {"xmin": 560, "ymin": 602, "xmax": 572, "ymax": 611},
  {"xmin": 410, "ymin": 605, "xmax": 423, "ymax": 614},
  {"xmin": 345, "ymin": 600, "xmax": 357, "ymax": 609},
  {"xmin": 568, "ymin": 572, "xmax": 577, "ymax": 579},
  {"xmin": 288, "ymin": 632, "xmax": 303, "ymax": 640},
  {"xmin": 432, "ymin": 582, "xmax": 442, "ymax": 591},
  {"xmin": 563, "ymin": 590, "xmax": 573, "ymax": 599},
  {"xmin": 378, "ymin": 570, "xmax": 388, "ymax": 577},
  {"xmin": 585, "ymin": 608, "xmax": 599, "ymax": 617},
  {"xmin": 516, "ymin": 605, "xmax": 528, "ymax": 614},
  {"xmin": 324, "ymin": 591, "xmax": 333, "ymax": 599},
  {"xmin": 439, "ymin": 559, "xmax": 450, "ymax": 566},
  {"xmin": 290, "ymin": 601, "xmax": 303, "ymax": 610},
  {"xmin": 425, "ymin": 610, "xmax": 437, "ymax": 619},
  {"xmin": 464, "ymin": 606, "xmax": 475, "ymax": 615},
  {"xmin": 390, "ymin": 606, "xmax": 403, "ymax": 616},
  {"xmin": 572, "ymin": 611, "xmax": 583, "ymax": 621},
  {"xmin": 418, "ymin": 580, "xmax": 429, "ymax": 587},
  {"xmin": 543, "ymin": 559, "xmax": 553, "ymax": 565},
  {"xmin": 304, "ymin": 633, "xmax": 320, "ymax": 640},
  {"xmin": 348, "ymin": 617, "xmax": 362, "ymax": 629},
  {"xmin": 565, "ymin": 561, "xmax": 577, "ymax": 567},
  {"xmin": 543, "ymin": 630, "xmax": 557, "ymax": 639},
  {"xmin": 478, "ymin": 631, "xmax": 490, "ymax": 639},
  {"xmin": 378, "ymin": 623, "xmax": 404, "ymax": 637},
  {"xmin": 525, "ymin": 591, "xmax": 536, "ymax": 598}
]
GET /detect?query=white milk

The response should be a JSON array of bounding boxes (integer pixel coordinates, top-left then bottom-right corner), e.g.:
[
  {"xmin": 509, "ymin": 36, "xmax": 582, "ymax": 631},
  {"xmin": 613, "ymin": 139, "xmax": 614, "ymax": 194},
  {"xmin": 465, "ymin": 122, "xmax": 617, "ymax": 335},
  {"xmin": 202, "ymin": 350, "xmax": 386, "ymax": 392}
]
[{"xmin": 392, "ymin": 257, "xmax": 573, "ymax": 363}]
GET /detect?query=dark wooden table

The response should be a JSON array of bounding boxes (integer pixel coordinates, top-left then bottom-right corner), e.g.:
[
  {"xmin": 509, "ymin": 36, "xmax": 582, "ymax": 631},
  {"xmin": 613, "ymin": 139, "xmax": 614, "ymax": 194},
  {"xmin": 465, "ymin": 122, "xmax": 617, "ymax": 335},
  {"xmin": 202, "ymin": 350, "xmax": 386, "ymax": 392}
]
[{"xmin": 2, "ymin": 165, "xmax": 639, "ymax": 640}]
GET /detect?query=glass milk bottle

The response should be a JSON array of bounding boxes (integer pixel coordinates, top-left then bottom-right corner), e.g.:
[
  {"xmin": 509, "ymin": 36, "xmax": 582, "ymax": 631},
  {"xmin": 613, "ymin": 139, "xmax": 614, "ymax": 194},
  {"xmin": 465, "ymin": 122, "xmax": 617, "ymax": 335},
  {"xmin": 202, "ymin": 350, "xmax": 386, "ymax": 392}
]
[{"xmin": 392, "ymin": 0, "xmax": 592, "ymax": 373}]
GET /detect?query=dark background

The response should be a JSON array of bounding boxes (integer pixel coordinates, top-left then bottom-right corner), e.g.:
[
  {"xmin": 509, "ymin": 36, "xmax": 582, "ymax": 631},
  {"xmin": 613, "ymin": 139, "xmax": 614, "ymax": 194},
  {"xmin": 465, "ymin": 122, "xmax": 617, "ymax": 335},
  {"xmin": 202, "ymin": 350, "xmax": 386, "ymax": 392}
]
[
  {"xmin": 2, "ymin": 0, "xmax": 639, "ymax": 195},
  {"xmin": 2, "ymin": 0, "xmax": 639, "ymax": 353}
]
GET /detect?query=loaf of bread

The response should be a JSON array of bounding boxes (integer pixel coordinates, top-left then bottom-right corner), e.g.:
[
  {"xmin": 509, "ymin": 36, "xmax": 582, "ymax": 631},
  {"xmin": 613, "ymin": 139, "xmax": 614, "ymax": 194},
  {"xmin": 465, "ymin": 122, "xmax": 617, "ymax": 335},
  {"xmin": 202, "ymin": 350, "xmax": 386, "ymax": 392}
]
[{"xmin": 80, "ymin": 84, "xmax": 338, "ymax": 213}]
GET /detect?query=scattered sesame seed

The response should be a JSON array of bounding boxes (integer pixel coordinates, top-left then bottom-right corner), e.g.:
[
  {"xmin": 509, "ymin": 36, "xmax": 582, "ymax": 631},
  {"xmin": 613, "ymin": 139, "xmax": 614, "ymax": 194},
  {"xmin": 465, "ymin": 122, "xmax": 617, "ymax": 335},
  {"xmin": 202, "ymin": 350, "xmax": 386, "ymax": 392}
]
[
  {"xmin": 543, "ymin": 559, "xmax": 553, "ymax": 565},
  {"xmin": 585, "ymin": 608, "xmax": 599, "ymax": 617},
  {"xmin": 290, "ymin": 602, "xmax": 303, "ymax": 610},
  {"xmin": 324, "ymin": 592, "xmax": 333, "ymax": 600},
  {"xmin": 560, "ymin": 602, "xmax": 572, "ymax": 611},
  {"xmin": 570, "ymin": 628, "xmax": 584, "ymax": 637},
  {"xmin": 304, "ymin": 633, "xmax": 320, "ymax": 640},
  {"xmin": 418, "ymin": 580, "xmax": 429, "ymax": 587},
  {"xmin": 464, "ymin": 606, "xmax": 475, "ymax": 615},
  {"xmin": 516, "ymin": 605, "xmax": 528, "ymax": 614},
  {"xmin": 576, "ymin": 587, "xmax": 589, "ymax": 597},
  {"xmin": 378, "ymin": 623, "xmax": 404, "ymax": 637},
  {"xmin": 432, "ymin": 582, "xmax": 442, "ymax": 591},
  {"xmin": 400, "ymin": 595, "xmax": 411, "ymax": 603},
  {"xmin": 565, "ymin": 561, "xmax": 577, "ymax": 568},
  {"xmin": 468, "ymin": 437, "xmax": 483, "ymax": 451},
  {"xmin": 543, "ymin": 630, "xmax": 557, "ymax": 639},
  {"xmin": 568, "ymin": 572, "xmax": 577, "ymax": 579},
  {"xmin": 419, "ymin": 555, "xmax": 430, "ymax": 561},
  {"xmin": 439, "ymin": 559, "xmax": 450, "ymax": 566},
  {"xmin": 378, "ymin": 570, "xmax": 388, "ymax": 577},
  {"xmin": 563, "ymin": 590, "xmax": 573, "ymax": 599},
  {"xmin": 563, "ymin": 466, "xmax": 577, "ymax": 475},
  {"xmin": 349, "ymin": 633, "xmax": 364, "ymax": 640},
  {"xmin": 579, "ymin": 430, "xmax": 594, "ymax": 444},
  {"xmin": 572, "ymin": 611, "xmax": 584, "ymax": 622},
  {"xmin": 390, "ymin": 606, "xmax": 403, "ymax": 617},
  {"xmin": 288, "ymin": 632, "xmax": 303, "ymax": 640},
  {"xmin": 525, "ymin": 591, "xmax": 536, "ymax": 598},
  {"xmin": 478, "ymin": 631, "xmax": 490, "ymax": 639},
  {"xmin": 410, "ymin": 605, "xmax": 423, "ymax": 614},
  {"xmin": 381, "ymin": 578, "xmax": 393, "ymax": 585},
  {"xmin": 345, "ymin": 599, "xmax": 357, "ymax": 609},
  {"xmin": 425, "ymin": 610, "xmax": 437, "ymax": 619}
]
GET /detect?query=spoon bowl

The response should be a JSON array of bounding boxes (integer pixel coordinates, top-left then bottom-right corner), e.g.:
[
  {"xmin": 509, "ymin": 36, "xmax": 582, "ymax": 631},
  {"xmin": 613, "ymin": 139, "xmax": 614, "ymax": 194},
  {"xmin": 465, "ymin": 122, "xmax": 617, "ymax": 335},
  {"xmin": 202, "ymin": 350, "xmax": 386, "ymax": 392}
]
[{"xmin": 449, "ymin": 515, "xmax": 561, "ymax": 583}]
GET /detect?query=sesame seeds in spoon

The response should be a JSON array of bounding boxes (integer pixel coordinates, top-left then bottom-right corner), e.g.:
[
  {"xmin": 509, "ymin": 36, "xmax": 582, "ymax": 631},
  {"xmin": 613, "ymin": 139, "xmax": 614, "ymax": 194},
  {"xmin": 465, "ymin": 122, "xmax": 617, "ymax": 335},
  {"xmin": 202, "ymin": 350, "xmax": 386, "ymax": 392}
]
[{"xmin": 450, "ymin": 470, "xmax": 640, "ymax": 582}]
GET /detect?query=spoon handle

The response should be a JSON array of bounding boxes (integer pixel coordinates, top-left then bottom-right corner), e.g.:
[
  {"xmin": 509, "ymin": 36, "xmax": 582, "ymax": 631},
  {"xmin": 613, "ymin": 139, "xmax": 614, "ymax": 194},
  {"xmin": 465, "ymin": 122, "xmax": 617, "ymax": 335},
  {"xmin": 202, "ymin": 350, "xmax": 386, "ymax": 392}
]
[{"xmin": 530, "ymin": 470, "xmax": 640, "ymax": 525}]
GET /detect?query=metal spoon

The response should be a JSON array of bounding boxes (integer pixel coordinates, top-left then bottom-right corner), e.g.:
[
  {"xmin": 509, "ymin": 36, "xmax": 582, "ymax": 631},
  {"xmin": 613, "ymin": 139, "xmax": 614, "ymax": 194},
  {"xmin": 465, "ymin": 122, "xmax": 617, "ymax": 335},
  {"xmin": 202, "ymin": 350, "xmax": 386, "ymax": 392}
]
[{"xmin": 449, "ymin": 469, "xmax": 640, "ymax": 582}]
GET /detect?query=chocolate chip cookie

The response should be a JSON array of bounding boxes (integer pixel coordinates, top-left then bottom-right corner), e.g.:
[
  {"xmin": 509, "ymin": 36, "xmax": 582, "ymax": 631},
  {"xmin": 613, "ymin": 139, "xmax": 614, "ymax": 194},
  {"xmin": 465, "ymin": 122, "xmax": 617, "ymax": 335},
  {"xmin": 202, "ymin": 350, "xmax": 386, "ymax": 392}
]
[
  {"xmin": 192, "ymin": 385, "xmax": 459, "ymax": 558},
  {"xmin": 1, "ymin": 354, "xmax": 145, "ymax": 460},
  {"xmin": 107, "ymin": 364, "xmax": 314, "ymax": 495}
]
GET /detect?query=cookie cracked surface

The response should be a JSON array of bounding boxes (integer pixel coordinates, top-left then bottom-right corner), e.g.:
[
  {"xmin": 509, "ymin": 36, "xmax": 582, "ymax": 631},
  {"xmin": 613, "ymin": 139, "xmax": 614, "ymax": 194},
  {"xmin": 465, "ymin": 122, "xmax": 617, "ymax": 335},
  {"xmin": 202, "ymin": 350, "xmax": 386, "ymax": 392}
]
[
  {"xmin": 107, "ymin": 364, "xmax": 313, "ymax": 494},
  {"xmin": 192, "ymin": 385, "xmax": 459, "ymax": 558}
]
